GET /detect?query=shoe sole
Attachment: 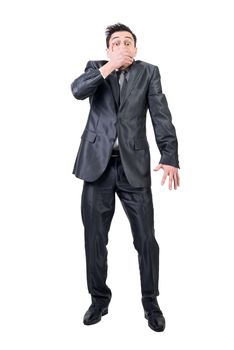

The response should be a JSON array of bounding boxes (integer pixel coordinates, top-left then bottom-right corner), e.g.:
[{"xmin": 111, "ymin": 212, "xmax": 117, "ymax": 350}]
[{"xmin": 83, "ymin": 308, "xmax": 108, "ymax": 326}]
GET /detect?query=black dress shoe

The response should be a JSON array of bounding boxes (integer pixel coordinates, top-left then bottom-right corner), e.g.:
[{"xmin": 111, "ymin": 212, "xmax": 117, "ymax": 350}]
[
  {"xmin": 83, "ymin": 303, "xmax": 108, "ymax": 325},
  {"xmin": 144, "ymin": 306, "xmax": 166, "ymax": 332}
]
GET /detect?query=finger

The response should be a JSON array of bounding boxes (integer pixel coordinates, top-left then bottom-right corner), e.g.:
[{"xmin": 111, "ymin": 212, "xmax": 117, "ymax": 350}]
[
  {"xmin": 173, "ymin": 173, "xmax": 178, "ymax": 190},
  {"xmin": 177, "ymin": 172, "xmax": 180, "ymax": 187},
  {"xmin": 154, "ymin": 164, "xmax": 162, "ymax": 171},
  {"xmin": 122, "ymin": 58, "xmax": 133, "ymax": 66},
  {"xmin": 169, "ymin": 173, "xmax": 173, "ymax": 190},
  {"xmin": 122, "ymin": 53, "xmax": 133, "ymax": 61},
  {"xmin": 128, "ymin": 55, "xmax": 134, "ymax": 61},
  {"xmin": 161, "ymin": 171, "xmax": 168, "ymax": 185},
  {"xmin": 174, "ymin": 172, "xmax": 179, "ymax": 188}
]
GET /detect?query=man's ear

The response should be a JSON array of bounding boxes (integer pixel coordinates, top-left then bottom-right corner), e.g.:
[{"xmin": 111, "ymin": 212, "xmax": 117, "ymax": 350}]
[
  {"xmin": 106, "ymin": 48, "xmax": 110, "ymax": 58},
  {"xmin": 134, "ymin": 47, "xmax": 138, "ymax": 57}
]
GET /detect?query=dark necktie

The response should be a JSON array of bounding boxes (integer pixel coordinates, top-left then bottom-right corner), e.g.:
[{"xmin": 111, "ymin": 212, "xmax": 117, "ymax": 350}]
[{"xmin": 118, "ymin": 70, "xmax": 127, "ymax": 105}]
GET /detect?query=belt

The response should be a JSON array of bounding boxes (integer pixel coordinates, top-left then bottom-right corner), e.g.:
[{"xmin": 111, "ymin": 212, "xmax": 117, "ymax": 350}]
[{"xmin": 111, "ymin": 149, "xmax": 120, "ymax": 157}]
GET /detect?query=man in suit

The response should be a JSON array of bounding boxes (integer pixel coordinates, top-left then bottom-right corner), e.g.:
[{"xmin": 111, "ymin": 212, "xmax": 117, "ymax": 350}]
[{"xmin": 71, "ymin": 23, "xmax": 180, "ymax": 332}]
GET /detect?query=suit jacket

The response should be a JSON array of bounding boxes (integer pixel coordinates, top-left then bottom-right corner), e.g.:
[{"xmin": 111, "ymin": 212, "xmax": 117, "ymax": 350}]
[{"xmin": 71, "ymin": 60, "xmax": 179, "ymax": 188}]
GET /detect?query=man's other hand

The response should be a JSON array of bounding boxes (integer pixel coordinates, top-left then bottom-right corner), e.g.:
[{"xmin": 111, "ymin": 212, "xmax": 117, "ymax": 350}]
[{"xmin": 153, "ymin": 164, "xmax": 180, "ymax": 190}]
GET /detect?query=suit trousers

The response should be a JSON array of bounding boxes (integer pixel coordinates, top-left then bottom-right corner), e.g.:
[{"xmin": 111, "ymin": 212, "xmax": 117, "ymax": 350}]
[{"xmin": 81, "ymin": 150, "xmax": 160, "ymax": 310}]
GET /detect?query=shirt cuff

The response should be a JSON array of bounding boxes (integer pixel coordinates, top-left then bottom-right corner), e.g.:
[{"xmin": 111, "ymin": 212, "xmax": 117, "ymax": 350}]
[{"xmin": 99, "ymin": 68, "xmax": 106, "ymax": 79}]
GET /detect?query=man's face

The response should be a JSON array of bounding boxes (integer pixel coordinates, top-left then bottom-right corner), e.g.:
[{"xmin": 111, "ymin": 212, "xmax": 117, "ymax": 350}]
[{"xmin": 106, "ymin": 31, "xmax": 137, "ymax": 59}]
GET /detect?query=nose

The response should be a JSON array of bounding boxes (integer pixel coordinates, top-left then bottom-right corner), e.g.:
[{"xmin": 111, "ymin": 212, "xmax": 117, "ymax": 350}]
[{"xmin": 119, "ymin": 42, "xmax": 128, "ymax": 49}]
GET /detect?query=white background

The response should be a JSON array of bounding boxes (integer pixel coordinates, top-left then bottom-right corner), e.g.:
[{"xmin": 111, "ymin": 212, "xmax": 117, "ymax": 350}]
[{"xmin": 1, "ymin": 0, "xmax": 234, "ymax": 349}]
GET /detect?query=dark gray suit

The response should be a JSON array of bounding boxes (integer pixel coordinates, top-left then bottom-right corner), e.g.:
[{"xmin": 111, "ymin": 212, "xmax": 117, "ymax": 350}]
[
  {"xmin": 71, "ymin": 60, "xmax": 179, "ymax": 309},
  {"xmin": 71, "ymin": 60, "xmax": 179, "ymax": 188}
]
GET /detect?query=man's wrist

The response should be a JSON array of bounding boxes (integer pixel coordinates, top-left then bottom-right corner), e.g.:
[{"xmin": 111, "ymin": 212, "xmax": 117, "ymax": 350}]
[{"xmin": 99, "ymin": 61, "xmax": 116, "ymax": 79}]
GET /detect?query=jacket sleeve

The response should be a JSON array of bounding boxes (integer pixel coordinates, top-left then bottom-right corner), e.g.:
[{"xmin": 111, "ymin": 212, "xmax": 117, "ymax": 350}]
[
  {"xmin": 147, "ymin": 66, "xmax": 180, "ymax": 168},
  {"xmin": 71, "ymin": 61, "xmax": 104, "ymax": 100}
]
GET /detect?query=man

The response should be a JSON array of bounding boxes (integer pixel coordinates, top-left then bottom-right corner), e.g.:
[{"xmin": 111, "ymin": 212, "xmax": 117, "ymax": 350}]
[{"xmin": 71, "ymin": 23, "xmax": 180, "ymax": 332}]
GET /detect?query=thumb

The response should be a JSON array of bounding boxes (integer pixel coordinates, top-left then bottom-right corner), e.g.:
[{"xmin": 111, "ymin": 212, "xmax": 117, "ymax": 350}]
[{"xmin": 153, "ymin": 164, "xmax": 163, "ymax": 171}]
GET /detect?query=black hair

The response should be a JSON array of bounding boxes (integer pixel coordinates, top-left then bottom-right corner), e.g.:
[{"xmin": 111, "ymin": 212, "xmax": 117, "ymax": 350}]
[{"xmin": 105, "ymin": 23, "xmax": 137, "ymax": 48}]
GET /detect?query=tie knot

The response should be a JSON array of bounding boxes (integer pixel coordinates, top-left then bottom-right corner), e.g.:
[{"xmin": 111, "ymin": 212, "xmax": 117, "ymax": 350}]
[{"xmin": 117, "ymin": 69, "xmax": 127, "ymax": 76}]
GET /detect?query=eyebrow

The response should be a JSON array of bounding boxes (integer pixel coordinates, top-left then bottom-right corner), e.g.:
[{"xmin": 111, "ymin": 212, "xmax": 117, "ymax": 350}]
[{"xmin": 111, "ymin": 36, "xmax": 133, "ymax": 41}]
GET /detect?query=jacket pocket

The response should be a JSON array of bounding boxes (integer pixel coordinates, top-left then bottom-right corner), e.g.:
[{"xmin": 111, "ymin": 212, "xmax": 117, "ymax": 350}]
[
  {"xmin": 134, "ymin": 137, "xmax": 149, "ymax": 150},
  {"xmin": 81, "ymin": 129, "xmax": 97, "ymax": 143}
]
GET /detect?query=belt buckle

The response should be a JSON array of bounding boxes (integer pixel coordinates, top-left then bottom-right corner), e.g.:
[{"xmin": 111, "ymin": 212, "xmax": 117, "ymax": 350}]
[{"xmin": 111, "ymin": 149, "xmax": 120, "ymax": 157}]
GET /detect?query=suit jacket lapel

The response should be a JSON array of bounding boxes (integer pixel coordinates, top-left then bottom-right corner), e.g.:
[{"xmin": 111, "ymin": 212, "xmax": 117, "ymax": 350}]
[
  {"xmin": 120, "ymin": 62, "xmax": 142, "ymax": 108},
  {"xmin": 107, "ymin": 71, "xmax": 119, "ymax": 108}
]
